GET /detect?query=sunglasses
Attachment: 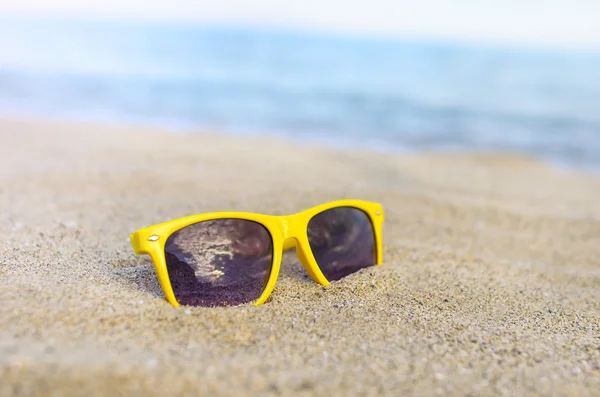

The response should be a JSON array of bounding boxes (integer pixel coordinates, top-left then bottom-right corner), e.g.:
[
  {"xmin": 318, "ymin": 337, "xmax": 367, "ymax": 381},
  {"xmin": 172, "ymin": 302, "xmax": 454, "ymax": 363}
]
[{"xmin": 130, "ymin": 200, "xmax": 384, "ymax": 307}]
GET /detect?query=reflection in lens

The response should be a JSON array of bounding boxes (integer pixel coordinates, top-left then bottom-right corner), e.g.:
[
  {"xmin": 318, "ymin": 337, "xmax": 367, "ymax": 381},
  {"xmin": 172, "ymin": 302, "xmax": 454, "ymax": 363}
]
[
  {"xmin": 164, "ymin": 219, "xmax": 273, "ymax": 307},
  {"xmin": 307, "ymin": 207, "xmax": 375, "ymax": 281}
]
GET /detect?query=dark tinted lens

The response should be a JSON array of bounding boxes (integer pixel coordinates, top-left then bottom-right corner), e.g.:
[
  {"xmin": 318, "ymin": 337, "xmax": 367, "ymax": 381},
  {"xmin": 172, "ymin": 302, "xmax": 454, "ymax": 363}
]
[
  {"xmin": 307, "ymin": 207, "xmax": 375, "ymax": 281},
  {"xmin": 164, "ymin": 219, "xmax": 273, "ymax": 307}
]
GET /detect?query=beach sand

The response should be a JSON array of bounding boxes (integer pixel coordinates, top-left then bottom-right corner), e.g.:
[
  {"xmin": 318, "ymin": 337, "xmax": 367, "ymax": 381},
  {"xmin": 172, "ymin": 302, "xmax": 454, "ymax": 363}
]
[{"xmin": 1, "ymin": 118, "xmax": 599, "ymax": 396}]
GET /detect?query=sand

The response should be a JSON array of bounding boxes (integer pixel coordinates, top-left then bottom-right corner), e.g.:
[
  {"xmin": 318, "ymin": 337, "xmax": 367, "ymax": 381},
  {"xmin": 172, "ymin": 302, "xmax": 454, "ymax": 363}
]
[{"xmin": 0, "ymin": 118, "xmax": 599, "ymax": 396}]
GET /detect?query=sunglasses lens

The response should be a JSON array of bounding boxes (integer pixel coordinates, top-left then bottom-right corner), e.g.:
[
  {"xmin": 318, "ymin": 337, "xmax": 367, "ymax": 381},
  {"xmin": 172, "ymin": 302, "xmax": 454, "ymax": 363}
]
[
  {"xmin": 307, "ymin": 207, "xmax": 375, "ymax": 281},
  {"xmin": 164, "ymin": 219, "xmax": 273, "ymax": 307}
]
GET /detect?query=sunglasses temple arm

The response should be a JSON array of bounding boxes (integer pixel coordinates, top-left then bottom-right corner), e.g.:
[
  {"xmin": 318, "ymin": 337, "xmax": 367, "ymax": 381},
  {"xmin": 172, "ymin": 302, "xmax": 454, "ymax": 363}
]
[{"xmin": 130, "ymin": 231, "xmax": 147, "ymax": 255}]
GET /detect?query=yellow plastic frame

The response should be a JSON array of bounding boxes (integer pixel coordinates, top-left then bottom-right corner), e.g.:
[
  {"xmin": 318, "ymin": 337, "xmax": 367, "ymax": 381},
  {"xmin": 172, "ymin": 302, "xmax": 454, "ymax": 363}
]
[{"xmin": 130, "ymin": 200, "xmax": 384, "ymax": 307}]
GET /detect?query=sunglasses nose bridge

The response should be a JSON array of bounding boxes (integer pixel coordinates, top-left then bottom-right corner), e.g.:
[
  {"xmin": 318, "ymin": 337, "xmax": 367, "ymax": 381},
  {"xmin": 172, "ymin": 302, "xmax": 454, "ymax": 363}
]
[
  {"xmin": 278, "ymin": 213, "xmax": 306, "ymax": 240},
  {"xmin": 277, "ymin": 215, "xmax": 329, "ymax": 286},
  {"xmin": 278, "ymin": 214, "xmax": 308, "ymax": 252}
]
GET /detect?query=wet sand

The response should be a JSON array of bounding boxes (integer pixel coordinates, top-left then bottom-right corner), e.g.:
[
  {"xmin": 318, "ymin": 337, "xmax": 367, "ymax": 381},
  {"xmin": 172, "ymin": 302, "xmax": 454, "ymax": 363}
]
[{"xmin": 1, "ymin": 118, "xmax": 599, "ymax": 396}]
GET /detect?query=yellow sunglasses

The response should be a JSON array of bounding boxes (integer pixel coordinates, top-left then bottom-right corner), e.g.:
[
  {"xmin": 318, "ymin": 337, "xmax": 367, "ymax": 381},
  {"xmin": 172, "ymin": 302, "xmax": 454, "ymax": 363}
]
[{"xmin": 130, "ymin": 200, "xmax": 384, "ymax": 307}]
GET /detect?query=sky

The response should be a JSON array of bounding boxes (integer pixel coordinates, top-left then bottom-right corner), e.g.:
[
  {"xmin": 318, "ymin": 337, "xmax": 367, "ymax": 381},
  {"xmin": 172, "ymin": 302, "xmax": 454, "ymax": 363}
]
[{"xmin": 1, "ymin": 0, "xmax": 600, "ymax": 48}]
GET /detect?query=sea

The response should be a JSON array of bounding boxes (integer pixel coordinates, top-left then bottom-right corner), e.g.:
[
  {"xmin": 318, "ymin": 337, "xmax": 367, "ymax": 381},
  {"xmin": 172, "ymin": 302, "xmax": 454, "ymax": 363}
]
[{"xmin": 1, "ymin": 17, "xmax": 599, "ymax": 169}]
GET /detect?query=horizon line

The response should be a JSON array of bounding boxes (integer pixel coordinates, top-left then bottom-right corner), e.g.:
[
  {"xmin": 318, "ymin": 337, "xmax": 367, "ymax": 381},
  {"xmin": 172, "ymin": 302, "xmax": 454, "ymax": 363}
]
[{"xmin": 2, "ymin": 12, "xmax": 600, "ymax": 53}]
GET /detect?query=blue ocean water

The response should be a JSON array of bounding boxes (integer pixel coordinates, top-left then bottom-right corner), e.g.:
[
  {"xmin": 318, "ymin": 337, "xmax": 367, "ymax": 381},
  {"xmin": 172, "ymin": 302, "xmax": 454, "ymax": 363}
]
[{"xmin": 1, "ymin": 18, "xmax": 599, "ymax": 168}]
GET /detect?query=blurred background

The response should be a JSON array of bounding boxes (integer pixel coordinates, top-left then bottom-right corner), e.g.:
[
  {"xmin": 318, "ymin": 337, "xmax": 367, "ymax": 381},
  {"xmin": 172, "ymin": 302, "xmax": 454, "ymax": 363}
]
[{"xmin": 1, "ymin": 0, "xmax": 599, "ymax": 169}]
